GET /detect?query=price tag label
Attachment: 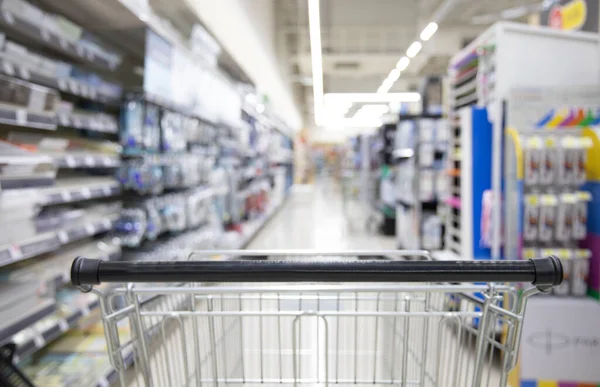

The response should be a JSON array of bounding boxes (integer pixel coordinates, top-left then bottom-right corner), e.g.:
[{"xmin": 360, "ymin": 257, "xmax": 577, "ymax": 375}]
[
  {"xmin": 58, "ymin": 320, "xmax": 69, "ymax": 332},
  {"xmin": 97, "ymin": 377, "xmax": 109, "ymax": 387},
  {"xmin": 68, "ymin": 79, "xmax": 79, "ymax": 94},
  {"xmin": 57, "ymin": 230, "xmax": 69, "ymax": 243},
  {"xmin": 80, "ymin": 84, "xmax": 89, "ymax": 97},
  {"xmin": 85, "ymin": 156, "xmax": 94, "ymax": 166},
  {"xmin": 81, "ymin": 187, "xmax": 92, "ymax": 198},
  {"xmin": 103, "ymin": 157, "xmax": 113, "ymax": 166},
  {"xmin": 9, "ymin": 245, "xmax": 22, "ymax": 260},
  {"xmin": 65, "ymin": 155, "xmax": 76, "ymax": 167},
  {"xmin": 40, "ymin": 29, "xmax": 50, "ymax": 41},
  {"xmin": 33, "ymin": 335, "xmax": 45, "ymax": 348},
  {"xmin": 103, "ymin": 186, "xmax": 112, "ymax": 196},
  {"xmin": 57, "ymin": 78, "xmax": 68, "ymax": 91},
  {"xmin": 58, "ymin": 113, "xmax": 69, "ymax": 126},
  {"xmin": 60, "ymin": 190, "xmax": 71, "ymax": 202},
  {"xmin": 103, "ymin": 219, "xmax": 112, "ymax": 229},
  {"xmin": 20, "ymin": 67, "xmax": 30, "ymax": 80},
  {"xmin": 15, "ymin": 109, "xmax": 27, "ymax": 126},
  {"xmin": 3, "ymin": 61, "xmax": 15, "ymax": 76},
  {"xmin": 85, "ymin": 223, "xmax": 96, "ymax": 235},
  {"xmin": 3, "ymin": 11, "xmax": 14, "ymax": 25},
  {"xmin": 89, "ymin": 88, "xmax": 97, "ymax": 99}
]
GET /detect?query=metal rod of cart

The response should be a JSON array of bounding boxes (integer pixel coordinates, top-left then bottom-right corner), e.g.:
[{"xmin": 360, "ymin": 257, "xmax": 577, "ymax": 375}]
[{"xmin": 71, "ymin": 251, "xmax": 563, "ymax": 387}]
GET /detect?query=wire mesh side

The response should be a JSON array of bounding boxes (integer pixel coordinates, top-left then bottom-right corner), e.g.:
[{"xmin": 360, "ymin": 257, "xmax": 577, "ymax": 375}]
[{"xmin": 98, "ymin": 284, "xmax": 523, "ymax": 387}]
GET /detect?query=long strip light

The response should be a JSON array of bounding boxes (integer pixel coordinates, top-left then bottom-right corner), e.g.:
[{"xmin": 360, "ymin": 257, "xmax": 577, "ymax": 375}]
[
  {"xmin": 420, "ymin": 22, "xmax": 438, "ymax": 41},
  {"xmin": 406, "ymin": 41, "xmax": 422, "ymax": 58},
  {"xmin": 396, "ymin": 56, "xmax": 410, "ymax": 71},
  {"xmin": 308, "ymin": 0, "xmax": 323, "ymax": 126},
  {"xmin": 324, "ymin": 93, "xmax": 421, "ymax": 103}
]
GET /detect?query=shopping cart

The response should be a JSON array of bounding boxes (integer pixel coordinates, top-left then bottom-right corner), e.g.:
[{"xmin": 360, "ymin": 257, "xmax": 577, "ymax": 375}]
[{"xmin": 71, "ymin": 251, "xmax": 563, "ymax": 387}]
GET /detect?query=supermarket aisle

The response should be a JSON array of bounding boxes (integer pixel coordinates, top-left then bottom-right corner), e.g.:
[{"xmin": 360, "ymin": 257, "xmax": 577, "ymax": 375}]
[{"xmin": 248, "ymin": 180, "xmax": 395, "ymax": 250}]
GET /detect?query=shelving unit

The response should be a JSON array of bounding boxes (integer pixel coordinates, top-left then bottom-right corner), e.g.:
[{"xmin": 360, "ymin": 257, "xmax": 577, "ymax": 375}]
[
  {"xmin": 442, "ymin": 22, "xmax": 600, "ymax": 261},
  {"xmin": 394, "ymin": 114, "xmax": 446, "ymax": 250},
  {"xmin": 0, "ymin": 0, "xmax": 295, "ymax": 385}
]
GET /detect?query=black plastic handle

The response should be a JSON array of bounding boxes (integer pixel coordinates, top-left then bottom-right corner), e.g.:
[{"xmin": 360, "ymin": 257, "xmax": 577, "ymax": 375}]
[{"xmin": 71, "ymin": 256, "xmax": 563, "ymax": 287}]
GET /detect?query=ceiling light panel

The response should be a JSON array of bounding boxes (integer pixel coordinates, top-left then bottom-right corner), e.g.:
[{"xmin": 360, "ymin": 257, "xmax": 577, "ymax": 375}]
[
  {"xmin": 308, "ymin": 0, "xmax": 323, "ymax": 126},
  {"xmin": 420, "ymin": 22, "xmax": 438, "ymax": 41},
  {"xmin": 396, "ymin": 56, "xmax": 410, "ymax": 71},
  {"xmin": 406, "ymin": 41, "xmax": 422, "ymax": 58}
]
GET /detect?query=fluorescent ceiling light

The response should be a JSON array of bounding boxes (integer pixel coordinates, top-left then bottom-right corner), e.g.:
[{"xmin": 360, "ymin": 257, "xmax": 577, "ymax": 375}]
[
  {"xmin": 308, "ymin": 0, "xmax": 323, "ymax": 126},
  {"xmin": 420, "ymin": 22, "xmax": 438, "ymax": 41},
  {"xmin": 396, "ymin": 56, "xmax": 410, "ymax": 71},
  {"xmin": 387, "ymin": 69, "xmax": 400, "ymax": 82},
  {"xmin": 324, "ymin": 92, "xmax": 421, "ymax": 103},
  {"xmin": 406, "ymin": 41, "xmax": 422, "ymax": 58}
]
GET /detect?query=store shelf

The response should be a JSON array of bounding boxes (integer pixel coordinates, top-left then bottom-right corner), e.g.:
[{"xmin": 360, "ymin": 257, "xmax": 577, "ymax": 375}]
[
  {"xmin": 11, "ymin": 295, "xmax": 100, "ymax": 362},
  {"xmin": 452, "ymin": 78, "xmax": 477, "ymax": 98},
  {"xmin": 0, "ymin": 104, "xmax": 56, "ymax": 130},
  {"xmin": 452, "ymin": 66, "xmax": 478, "ymax": 87},
  {"xmin": 57, "ymin": 111, "xmax": 119, "ymax": 133},
  {"xmin": 0, "ymin": 284, "xmax": 56, "ymax": 347},
  {"xmin": 53, "ymin": 154, "xmax": 120, "ymax": 169},
  {"xmin": 392, "ymin": 148, "xmax": 414, "ymax": 160},
  {"xmin": 0, "ymin": 213, "xmax": 117, "ymax": 268},
  {"xmin": 39, "ymin": 178, "xmax": 120, "ymax": 205},
  {"xmin": 0, "ymin": 8, "xmax": 120, "ymax": 71},
  {"xmin": 0, "ymin": 57, "xmax": 121, "ymax": 105}
]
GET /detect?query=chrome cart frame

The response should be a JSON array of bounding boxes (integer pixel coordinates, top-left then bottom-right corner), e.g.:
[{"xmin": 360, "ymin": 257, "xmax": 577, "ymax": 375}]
[{"xmin": 71, "ymin": 250, "xmax": 563, "ymax": 387}]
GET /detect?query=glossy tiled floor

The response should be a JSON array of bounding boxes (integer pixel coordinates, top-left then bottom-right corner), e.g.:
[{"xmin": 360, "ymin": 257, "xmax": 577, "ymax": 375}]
[{"xmin": 248, "ymin": 179, "xmax": 396, "ymax": 251}]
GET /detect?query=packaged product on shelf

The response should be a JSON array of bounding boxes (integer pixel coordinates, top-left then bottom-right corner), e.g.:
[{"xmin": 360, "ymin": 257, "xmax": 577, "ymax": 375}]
[
  {"xmin": 572, "ymin": 249, "xmax": 591, "ymax": 296},
  {"xmin": 559, "ymin": 137, "xmax": 578, "ymax": 186},
  {"xmin": 419, "ymin": 143, "xmax": 435, "ymax": 167},
  {"xmin": 419, "ymin": 170, "xmax": 436, "ymax": 201},
  {"xmin": 420, "ymin": 119, "xmax": 436, "ymax": 142},
  {"xmin": 555, "ymin": 193, "xmax": 576, "ymax": 242},
  {"xmin": 538, "ymin": 195, "xmax": 558, "ymax": 242},
  {"xmin": 523, "ymin": 195, "xmax": 539, "ymax": 242},
  {"xmin": 422, "ymin": 214, "xmax": 442, "ymax": 250},
  {"xmin": 115, "ymin": 208, "xmax": 147, "ymax": 247},
  {"xmin": 143, "ymin": 103, "xmax": 161, "ymax": 152},
  {"xmin": 524, "ymin": 138, "xmax": 542, "ymax": 186},
  {"xmin": 161, "ymin": 111, "xmax": 187, "ymax": 153},
  {"xmin": 144, "ymin": 202, "xmax": 163, "ymax": 240},
  {"xmin": 540, "ymin": 137, "xmax": 558, "ymax": 186},
  {"xmin": 573, "ymin": 191, "xmax": 591, "ymax": 240},
  {"xmin": 120, "ymin": 100, "xmax": 144, "ymax": 153},
  {"xmin": 575, "ymin": 138, "xmax": 591, "ymax": 185}
]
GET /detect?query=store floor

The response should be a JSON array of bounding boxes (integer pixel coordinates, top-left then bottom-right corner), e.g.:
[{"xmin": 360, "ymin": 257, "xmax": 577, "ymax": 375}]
[{"xmin": 248, "ymin": 179, "xmax": 396, "ymax": 251}]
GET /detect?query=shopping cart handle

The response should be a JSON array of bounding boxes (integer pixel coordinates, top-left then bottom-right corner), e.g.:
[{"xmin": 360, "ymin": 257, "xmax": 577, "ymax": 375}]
[{"xmin": 71, "ymin": 256, "xmax": 563, "ymax": 287}]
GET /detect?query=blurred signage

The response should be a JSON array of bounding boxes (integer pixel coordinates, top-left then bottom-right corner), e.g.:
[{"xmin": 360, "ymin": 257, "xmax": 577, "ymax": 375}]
[
  {"xmin": 521, "ymin": 298, "xmax": 600, "ymax": 383},
  {"xmin": 144, "ymin": 29, "xmax": 173, "ymax": 98},
  {"xmin": 541, "ymin": 0, "xmax": 599, "ymax": 32}
]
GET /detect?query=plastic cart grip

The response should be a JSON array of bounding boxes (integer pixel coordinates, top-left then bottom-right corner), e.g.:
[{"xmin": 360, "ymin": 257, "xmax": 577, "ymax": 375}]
[{"xmin": 71, "ymin": 256, "xmax": 563, "ymax": 287}]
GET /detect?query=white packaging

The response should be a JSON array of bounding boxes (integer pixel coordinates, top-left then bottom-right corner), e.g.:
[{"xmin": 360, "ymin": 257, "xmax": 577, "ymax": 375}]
[
  {"xmin": 419, "ymin": 143, "xmax": 435, "ymax": 167},
  {"xmin": 572, "ymin": 250, "xmax": 591, "ymax": 296},
  {"xmin": 419, "ymin": 119, "xmax": 436, "ymax": 142},
  {"xmin": 573, "ymin": 191, "xmax": 591, "ymax": 240},
  {"xmin": 524, "ymin": 137, "xmax": 543, "ymax": 186},
  {"xmin": 419, "ymin": 170, "xmax": 435, "ymax": 201},
  {"xmin": 555, "ymin": 194, "xmax": 576, "ymax": 242},
  {"xmin": 538, "ymin": 195, "xmax": 558, "ymax": 242},
  {"xmin": 435, "ymin": 172, "xmax": 449, "ymax": 199},
  {"xmin": 559, "ymin": 137, "xmax": 578, "ymax": 185},
  {"xmin": 523, "ymin": 195, "xmax": 539, "ymax": 241},
  {"xmin": 422, "ymin": 214, "xmax": 442, "ymax": 250},
  {"xmin": 435, "ymin": 119, "xmax": 449, "ymax": 142},
  {"xmin": 575, "ymin": 145, "xmax": 588, "ymax": 185},
  {"xmin": 540, "ymin": 137, "xmax": 558, "ymax": 185}
]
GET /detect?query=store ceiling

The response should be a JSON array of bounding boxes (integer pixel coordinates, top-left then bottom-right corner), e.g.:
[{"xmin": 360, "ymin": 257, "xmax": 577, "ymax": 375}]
[{"xmin": 274, "ymin": 0, "xmax": 541, "ymax": 123}]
